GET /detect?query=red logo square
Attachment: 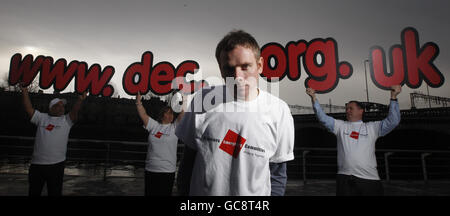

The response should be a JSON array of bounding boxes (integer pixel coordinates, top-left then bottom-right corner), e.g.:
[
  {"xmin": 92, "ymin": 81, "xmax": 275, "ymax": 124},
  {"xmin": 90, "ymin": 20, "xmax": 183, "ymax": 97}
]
[
  {"xmin": 219, "ymin": 129, "xmax": 246, "ymax": 158},
  {"xmin": 350, "ymin": 131, "xmax": 359, "ymax": 140},
  {"xmin": 46, "ymin": 124, "xmax": 55, "ymax": 131},
  {"xmin": 154, "ymin": 131, "xmax": 163, "ymax": 138}
]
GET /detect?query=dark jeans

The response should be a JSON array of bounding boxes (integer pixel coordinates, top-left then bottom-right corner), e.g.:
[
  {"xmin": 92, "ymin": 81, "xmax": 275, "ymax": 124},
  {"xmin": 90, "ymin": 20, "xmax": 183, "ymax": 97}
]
[
  {"xmin": 336, "ymin": 174, "xmax": 384, "ymax": 196},
  {"xmin": 145, "ymin": 171, "xmax": 175, "ymax": 196},
  {"xmin": 28, "ymin": 161, "xmax": 65, "ymax": 196}
]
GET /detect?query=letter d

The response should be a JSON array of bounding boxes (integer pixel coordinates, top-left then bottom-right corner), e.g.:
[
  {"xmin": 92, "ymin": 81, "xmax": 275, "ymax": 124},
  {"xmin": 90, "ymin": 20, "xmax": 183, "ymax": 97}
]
[{"xmin": 122, "ymin": 51, "xmax": 153, "ymax": 95}]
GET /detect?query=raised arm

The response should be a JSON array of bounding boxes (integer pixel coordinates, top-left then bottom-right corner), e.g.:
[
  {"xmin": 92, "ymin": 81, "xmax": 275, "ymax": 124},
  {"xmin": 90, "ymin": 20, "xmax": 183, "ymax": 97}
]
[
  {"xmin": 20, "ymin": 83, "xmax": 35, "ymax": 118},
  {"xmin": 69, "ymin": 92, "xmax": 87, "ymax": 122},
  {"xmin": 176, "ymin": 93, "xmax": 188, "ymax": 123},
  {"xmin": 135, "ymin": 92, "xmax": 150, "ymax": 127},
  {"xmin": 306, "ymin": 88, "xmax": 335, "ymax": 132},
  {"xmin": 379, "ymin": 85, "xmax": 401, "ymax": 136}
]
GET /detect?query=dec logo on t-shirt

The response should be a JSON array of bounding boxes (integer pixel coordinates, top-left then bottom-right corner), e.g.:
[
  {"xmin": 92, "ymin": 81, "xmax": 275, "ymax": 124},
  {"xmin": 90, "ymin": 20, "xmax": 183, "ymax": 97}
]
[
  {"xmin": 219, "ymin": 129, "xmax": 246, "ymax": 158},
  {"xmin": 350, "ymin": 131, "xmax": 360, "ymax": 140},
  {"xmin": 46, "ymin": 124, "xmax": 55, "ymax": 131},
  {"xmin": 154, "ymin": 131, "xmax": 163, "ymax": 139}
]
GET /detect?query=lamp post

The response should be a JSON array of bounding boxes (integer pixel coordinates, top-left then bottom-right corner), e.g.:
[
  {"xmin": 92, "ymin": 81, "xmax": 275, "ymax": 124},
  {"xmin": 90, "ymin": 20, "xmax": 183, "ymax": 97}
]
[{"xmin": 363, "ymin": 59, "xmax": 370, "ymax": 103}]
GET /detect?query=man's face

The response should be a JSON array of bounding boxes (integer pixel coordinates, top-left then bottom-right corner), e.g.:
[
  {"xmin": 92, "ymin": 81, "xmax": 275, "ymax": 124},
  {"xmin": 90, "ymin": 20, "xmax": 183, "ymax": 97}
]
[
  {"xmin": 219, "ymin": 45, "xmax": 263, "ymax": 100},
  {"xmin": 49, "ymin": 102, "xmax": 65, "ymax": 116},
  {"xmin": 345, "ymin": 102, "xmax": 364, "ymax": 122}
]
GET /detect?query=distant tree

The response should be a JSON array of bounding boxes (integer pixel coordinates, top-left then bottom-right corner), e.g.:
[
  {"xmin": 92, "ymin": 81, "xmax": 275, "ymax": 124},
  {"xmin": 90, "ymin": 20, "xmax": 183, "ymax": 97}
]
[{"xmin": 0, "ymin": 73, "xmax": 41, "ymax": 93}]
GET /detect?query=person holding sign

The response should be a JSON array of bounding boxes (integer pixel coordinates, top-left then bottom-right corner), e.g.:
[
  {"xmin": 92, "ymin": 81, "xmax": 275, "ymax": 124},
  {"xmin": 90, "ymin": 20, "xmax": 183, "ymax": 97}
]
[
  {"xmin": 135, "ymin": 92, "xmax": 185, "ymax": 196},
  {"xmin": 20, "ymin": 83, "xmax": 87, "ymax": 196},
  {"xmin": 175, "ymin": 30, "xmax": 295, "ymax": 196},
  {"xmin": 306, "ymin": 85, "xmax": 402, "ymax": 196}
]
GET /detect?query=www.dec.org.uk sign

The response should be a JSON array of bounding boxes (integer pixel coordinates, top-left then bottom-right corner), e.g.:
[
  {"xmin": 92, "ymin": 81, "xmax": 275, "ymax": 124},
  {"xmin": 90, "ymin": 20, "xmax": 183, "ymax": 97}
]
[{"xmin": 8, "ymin": 27, "xmax": 444, "ymax": 96}]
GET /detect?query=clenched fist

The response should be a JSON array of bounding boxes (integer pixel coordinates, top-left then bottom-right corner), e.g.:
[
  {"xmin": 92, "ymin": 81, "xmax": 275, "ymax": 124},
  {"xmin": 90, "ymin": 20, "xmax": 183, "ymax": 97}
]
[{"xmin": 390, "ymin": 85, "xmax": 401, "ymax": 99}]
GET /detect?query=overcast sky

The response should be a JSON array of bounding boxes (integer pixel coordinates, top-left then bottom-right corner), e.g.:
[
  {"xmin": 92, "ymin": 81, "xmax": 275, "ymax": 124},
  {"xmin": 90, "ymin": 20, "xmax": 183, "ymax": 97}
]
[{"xmin": 1, "ymin": 0, "xmax": 449, "ymax": 109}]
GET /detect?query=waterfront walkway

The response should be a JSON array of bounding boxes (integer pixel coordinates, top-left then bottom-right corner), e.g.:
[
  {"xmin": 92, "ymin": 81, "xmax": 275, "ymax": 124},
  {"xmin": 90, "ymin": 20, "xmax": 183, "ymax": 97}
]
[{"xmin": 1, "ymin": 173, "xmax": 450, "ymax": 196}]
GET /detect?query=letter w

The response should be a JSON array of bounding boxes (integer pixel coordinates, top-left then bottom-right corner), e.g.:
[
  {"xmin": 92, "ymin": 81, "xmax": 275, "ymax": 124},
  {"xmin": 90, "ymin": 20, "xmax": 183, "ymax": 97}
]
[
  {"xmin": 76, "ymin": 63, "xmax": 114, "ymax": 96},
  {"xmin": 8, "ymin": 54, "xmax": 44, "ymax": 86}
]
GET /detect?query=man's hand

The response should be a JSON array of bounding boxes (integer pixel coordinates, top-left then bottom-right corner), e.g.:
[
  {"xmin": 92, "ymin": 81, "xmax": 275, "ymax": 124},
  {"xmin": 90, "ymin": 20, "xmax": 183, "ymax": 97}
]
[
  {"xmin": 136, "ymin": 92, "xmax": 142, "ymax": 104},
  {"xmin": 79, "ymin": 92, "xmax": 88, "ymax": 101},
  {"xmin": 19, "ymin": 82, "xmax": 34, "ymax": 118},
  {"xmin": 19, "ymin": 82, "xmax": 28, "ymax": 93},
  {"xmin": 135, "ymin": 91, "xmax": 149, "ymax": 126},
  {"xmin": 390, "ymin": 85, "xmax": 401, "ymax": 99},
  {"xmin": 70, "ymin": 91, "xmax": 88, "ymax": 122},
  {"xmin": 306, "ymin": 88, "xmax": 316, "ymax": 102}
]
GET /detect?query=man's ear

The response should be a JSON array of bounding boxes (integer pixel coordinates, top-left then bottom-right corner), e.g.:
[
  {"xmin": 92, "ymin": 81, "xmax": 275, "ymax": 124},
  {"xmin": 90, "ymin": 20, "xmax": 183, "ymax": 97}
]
[{"xmin": 257, "ymin": 56, "xmax": 263, "ymax": 74}]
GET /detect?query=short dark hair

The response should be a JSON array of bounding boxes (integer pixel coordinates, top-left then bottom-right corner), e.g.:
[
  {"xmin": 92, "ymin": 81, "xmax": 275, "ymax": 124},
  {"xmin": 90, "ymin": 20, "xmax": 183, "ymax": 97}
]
[
  {"xmin": 156, "ymin": 106, "xmax": 172, "ymax": 123},
  {"xmin": 215, "ymin": 30, "xmax": 261, "ymax": 66},
  {"xmin": 346, "ymin": 100, "xmax": 365, "ymax": 110}
]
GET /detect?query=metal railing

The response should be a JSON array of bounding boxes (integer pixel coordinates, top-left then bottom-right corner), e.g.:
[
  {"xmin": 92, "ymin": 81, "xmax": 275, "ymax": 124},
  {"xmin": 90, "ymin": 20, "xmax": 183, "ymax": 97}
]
[
  {"xmin": 0, "ymin": 135, "xmax": 150, "ymax": 181},
  {"xmin": 294, "ymin": 147, "xmax": 450, "ymax": 184},
  {"xmin": 1, "ymin": 135, "xmax": 450, "ymax": 183}
]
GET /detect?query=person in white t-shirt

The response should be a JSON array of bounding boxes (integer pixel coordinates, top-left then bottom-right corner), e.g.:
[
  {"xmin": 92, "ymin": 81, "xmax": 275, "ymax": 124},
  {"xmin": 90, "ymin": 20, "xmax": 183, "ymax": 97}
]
[
  {"xmin": 135, "ymin": 92, "xmax": 185, "ymax": 196},
  {"xmin": 306, "ymin": 85, "xmax": 401, "ymax": 196},
  {"xmin": 175, "ymin": 30, "xmax": 295, "ymax": 196},
  {"xmin": 20, "ymin": 83, "xmax": 86, "ymax": 196}
]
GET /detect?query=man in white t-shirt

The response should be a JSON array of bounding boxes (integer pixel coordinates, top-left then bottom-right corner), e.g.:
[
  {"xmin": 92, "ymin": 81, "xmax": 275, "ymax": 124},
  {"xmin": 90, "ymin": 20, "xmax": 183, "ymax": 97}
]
[
  {"xmin": 20, "ymin": 83, "xmax": 86, "ymax": 196},
  {"xmin": 306, "ymin": 85, "xmax": 401, "ymax": 196},
  {"xmin": 175, "ymin": 30, "xmax": 295, "ymax": 196}
]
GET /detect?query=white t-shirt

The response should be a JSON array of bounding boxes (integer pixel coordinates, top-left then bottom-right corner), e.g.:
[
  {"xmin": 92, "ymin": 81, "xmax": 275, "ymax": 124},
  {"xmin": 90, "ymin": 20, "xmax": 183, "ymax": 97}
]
[
  {"xmin": 30, "ymin": 110, "xmax": 73, "ymax": 165},
  {"xmin": 176, "ymin": 85, "xmax": 295, "ymax": 196},
  {"xmin": 145, "ymin": 117, "xmax": 178, "ymax": 173},
  {"xmin": 334, "ymin": 120, "xmax": 382, "ymax": 180}
]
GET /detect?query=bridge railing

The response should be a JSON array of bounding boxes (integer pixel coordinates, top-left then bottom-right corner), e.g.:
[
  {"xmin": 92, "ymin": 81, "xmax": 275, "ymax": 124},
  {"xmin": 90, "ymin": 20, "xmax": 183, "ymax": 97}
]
[{"xmin": 1, "ymin": 135, "xmax": 450, "ymax": 183}]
